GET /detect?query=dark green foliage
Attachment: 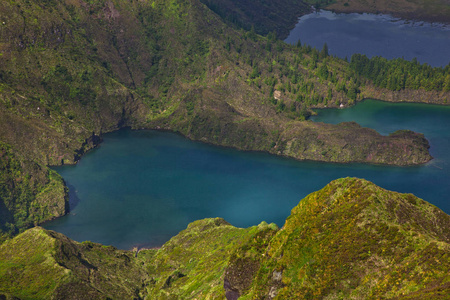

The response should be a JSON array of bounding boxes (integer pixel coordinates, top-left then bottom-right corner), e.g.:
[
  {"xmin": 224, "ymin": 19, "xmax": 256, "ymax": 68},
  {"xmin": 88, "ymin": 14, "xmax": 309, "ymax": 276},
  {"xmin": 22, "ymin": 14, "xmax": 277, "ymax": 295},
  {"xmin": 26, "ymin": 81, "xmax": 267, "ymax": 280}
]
[
  {"xmin": 346, "ymin": 84, "xmax": 359, "ymax": 101},
  {"xmin": 0, "ymin": 142, "xmax": 67, "ymax": 243},
  {"xmin": 249, "ymin": 65, "xmax": 260, "ymax": 79},
  {"xmin": 350, "ymin": 54, "xmax": 450, "ymax": 92},
  {"xmin": 247, "ymin": 25, "xmax": 257, "ymax": 41},
  {"xmin": 277, "ymin": 100, "xmax": 286, "ymax": 112},
  {"xmin": 199, "ymin": 0, "xmax": 311, "ymax": 38},
  {"xmin": 317, "ymin": 63, "xmax": 329, "ymax": 80},
  {"xmin": 320, "ymin": 42, "xmax": 329, "ymax": 59},
  {"xmin": 0, "ymin": 0, "xmax": 442, "ymax": 244}
]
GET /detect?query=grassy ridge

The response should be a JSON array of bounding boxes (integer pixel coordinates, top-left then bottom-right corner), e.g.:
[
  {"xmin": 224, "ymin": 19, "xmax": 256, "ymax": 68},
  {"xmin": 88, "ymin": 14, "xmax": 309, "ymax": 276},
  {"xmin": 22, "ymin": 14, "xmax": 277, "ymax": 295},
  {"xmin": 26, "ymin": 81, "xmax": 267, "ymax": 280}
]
[
  {"xmin": 235, "ymin": 178, "xmax": 450, "ymax": 299},
  {"xmin": 0, "ymin": 0, "xmax": 446, "ymax": 240},
  {"xmin": 0, "ymin": 178, "xmax": 449, "ymax": 299},
  {"xmin": 0, "ymin": 227, "xmax": 148, "ymax": 299},
  {"xmin": 141, "ymin": 218, "xmax": 278, "ymax": 298}
]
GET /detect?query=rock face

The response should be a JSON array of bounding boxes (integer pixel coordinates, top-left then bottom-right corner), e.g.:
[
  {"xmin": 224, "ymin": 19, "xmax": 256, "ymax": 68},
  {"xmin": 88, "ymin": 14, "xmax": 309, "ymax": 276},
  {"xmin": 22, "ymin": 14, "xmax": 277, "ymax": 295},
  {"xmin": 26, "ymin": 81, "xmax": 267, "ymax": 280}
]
[{"xmin": 1, "ymin": 178, "xmax": 449, "ymax": 299}]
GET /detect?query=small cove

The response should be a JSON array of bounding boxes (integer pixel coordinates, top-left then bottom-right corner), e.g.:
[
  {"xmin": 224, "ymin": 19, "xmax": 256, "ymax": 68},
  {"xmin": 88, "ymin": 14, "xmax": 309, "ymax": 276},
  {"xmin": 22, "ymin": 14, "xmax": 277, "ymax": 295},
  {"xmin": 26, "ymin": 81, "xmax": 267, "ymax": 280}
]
[
  {"xmin": 45, "ymin": 100, "xmax": 450, "ymax": 249},
  {"xmin": 285, "ymin": 10, "xmax": 450, "ymax": 67}
]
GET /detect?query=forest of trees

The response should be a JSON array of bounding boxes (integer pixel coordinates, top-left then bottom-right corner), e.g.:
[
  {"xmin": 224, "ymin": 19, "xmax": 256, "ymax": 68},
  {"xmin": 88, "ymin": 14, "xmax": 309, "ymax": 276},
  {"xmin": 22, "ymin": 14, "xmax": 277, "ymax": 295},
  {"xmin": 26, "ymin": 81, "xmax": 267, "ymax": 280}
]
[{"xmin": 349, "ymin": 54, "xmax": 450, "ymax": 92}]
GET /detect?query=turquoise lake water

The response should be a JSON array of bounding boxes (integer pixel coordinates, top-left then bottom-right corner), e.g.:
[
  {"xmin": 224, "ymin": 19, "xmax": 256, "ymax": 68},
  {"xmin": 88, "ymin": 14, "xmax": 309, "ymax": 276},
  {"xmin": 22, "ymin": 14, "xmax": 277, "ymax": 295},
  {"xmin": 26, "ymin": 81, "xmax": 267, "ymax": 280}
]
[
  {"xmin": 44, "ymin": 13, "xmax": 450, "ymax": 249},
  {"xmin": 285, "ymin": 10, "xmax": 450, "ymax": 67},
  {"xmin": 45, "ymin": 100, "xmax": 450, "ymax": 249}
]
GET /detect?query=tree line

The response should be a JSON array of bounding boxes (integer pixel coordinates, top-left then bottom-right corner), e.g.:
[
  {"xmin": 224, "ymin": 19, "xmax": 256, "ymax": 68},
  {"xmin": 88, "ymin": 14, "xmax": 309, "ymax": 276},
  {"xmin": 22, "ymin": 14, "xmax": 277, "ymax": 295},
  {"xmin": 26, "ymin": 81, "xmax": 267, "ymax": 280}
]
[{"xmin": 349, "ymin": 54, "xmax": 450, "ymax": 92}]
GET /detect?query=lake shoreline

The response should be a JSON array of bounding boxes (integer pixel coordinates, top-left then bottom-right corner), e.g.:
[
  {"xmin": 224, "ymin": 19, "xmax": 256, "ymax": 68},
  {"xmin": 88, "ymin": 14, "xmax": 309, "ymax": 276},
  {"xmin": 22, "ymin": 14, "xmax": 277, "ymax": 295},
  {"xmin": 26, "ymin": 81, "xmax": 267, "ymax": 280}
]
[
  {"xmin": 286, "ymin": 9, "xmax": 450, "ymax": 67},
  {"xmin": 323, "ymin": 0, "xmax": 450, "ymax": 26},
  {"xmin": 44, "ymin": 99, "xmax": 450, "ymax": 249},
  {"xmin": 323, "ymin": 8, "xmax": 450, "ymax": 27}
]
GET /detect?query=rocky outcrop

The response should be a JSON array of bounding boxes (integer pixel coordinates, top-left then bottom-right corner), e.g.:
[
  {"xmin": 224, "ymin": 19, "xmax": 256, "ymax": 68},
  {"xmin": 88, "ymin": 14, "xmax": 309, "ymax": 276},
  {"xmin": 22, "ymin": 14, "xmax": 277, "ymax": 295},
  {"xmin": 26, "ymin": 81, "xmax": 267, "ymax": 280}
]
[
  {"xmin": 245, "ymin": 178, "xmax": 450, "ymax": 299},
  {"xmin": 1, "ymin": 178, "xmax": 449, "ymax": 299}
]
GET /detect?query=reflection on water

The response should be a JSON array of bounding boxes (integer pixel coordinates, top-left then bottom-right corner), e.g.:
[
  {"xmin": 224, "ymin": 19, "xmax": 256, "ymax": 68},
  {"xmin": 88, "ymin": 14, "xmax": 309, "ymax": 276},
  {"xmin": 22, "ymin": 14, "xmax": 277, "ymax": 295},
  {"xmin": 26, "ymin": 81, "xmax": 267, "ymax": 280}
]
[{"xmin": 285, "ymin": 10, "xmax": 450, "ymax": 67}]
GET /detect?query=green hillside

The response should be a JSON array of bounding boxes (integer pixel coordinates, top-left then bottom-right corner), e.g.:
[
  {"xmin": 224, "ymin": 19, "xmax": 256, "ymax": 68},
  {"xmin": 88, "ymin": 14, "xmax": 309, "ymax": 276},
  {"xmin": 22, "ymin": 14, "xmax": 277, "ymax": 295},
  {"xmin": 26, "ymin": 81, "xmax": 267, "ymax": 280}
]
[
  {"xmin": 0, "ymin": 0, "xmax": 449, "ymax": 245},
  {"xmin": 199, "ymin": 0, "xmax": 311, "ymax": 38},
  {"xmin": 1, "ymin": 0, "xmax": 449, "ymax": 297},
  {"xmin": 1, "ymin": 178, "xmax": 449, "ymax": 299},
  {"xmin": 244, "ymin": 178, "xmax": 450, "ymax": 299}
]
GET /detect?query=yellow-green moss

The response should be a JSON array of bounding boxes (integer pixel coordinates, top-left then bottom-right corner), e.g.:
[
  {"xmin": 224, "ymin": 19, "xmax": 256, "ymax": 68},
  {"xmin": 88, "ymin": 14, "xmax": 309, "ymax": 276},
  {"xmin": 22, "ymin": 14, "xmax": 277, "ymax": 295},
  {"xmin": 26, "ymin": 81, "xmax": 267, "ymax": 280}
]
[
  {"xmin": 0, "ymin": 228, "xmax": 70, "ymax": 299},
  {"xmin": 1, "ymin": 179, "xmax": 450, "ymax": 299},
  {"xmin": 245, "ymin": 178, "xmax": 450, "ymax": 299}
]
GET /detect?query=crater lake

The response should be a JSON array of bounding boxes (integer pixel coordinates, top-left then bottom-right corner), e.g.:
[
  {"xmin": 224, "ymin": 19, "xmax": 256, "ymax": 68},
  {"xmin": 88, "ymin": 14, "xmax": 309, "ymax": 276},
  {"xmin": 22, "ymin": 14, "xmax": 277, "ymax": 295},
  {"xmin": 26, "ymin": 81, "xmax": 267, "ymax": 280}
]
[
  {"xmin": 45, "ymin": 100, "xmax": 450, "ymax": 249},
  {"xmin": 44, "ymin": 11, "xmax": 450, "ymax": 249}
]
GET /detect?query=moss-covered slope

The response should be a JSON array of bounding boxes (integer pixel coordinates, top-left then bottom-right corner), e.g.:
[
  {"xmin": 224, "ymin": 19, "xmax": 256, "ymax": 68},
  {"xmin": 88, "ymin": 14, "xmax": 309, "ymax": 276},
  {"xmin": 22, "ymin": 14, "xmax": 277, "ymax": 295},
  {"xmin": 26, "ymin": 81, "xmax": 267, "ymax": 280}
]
[
  {"xmin": 0, "ymin": 0, "xmax": 436, "ymax": 168},
  {"xmin": 0, "ymin": 218, "xmax": 279, "ymax": 299},
  {"xmin": 0, "ymin": 0, "xmax": 444, "ymax": 239},
  {"xmin": 1, "ymin": 178, "xmax": 449, "ymax": 299},
  {"xmin": 0, "ymin": 142, "xmax": 67, "ymax": 242},
  {"xmin": 140, "ymin": 218, "xmax": 278, "ymax": 299},
  {"xmin": 244, "ymin": 178, "xmax": 450, "ymax": 299},
  {"xmin": 0, "ymin": 227, "xmax": 149, "ymax": 299}
]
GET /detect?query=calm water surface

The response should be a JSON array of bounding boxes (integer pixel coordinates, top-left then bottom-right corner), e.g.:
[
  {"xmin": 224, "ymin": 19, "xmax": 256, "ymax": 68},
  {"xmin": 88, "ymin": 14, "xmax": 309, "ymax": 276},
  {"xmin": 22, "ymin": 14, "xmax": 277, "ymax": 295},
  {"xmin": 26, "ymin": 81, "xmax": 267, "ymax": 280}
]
[
  {"xmin": 285, "ymin": 10, "xmax": 450, "ymax": 67},
  {"xmin": 45, "ymin": 100, "xmax": 450, "ymax": 249}
]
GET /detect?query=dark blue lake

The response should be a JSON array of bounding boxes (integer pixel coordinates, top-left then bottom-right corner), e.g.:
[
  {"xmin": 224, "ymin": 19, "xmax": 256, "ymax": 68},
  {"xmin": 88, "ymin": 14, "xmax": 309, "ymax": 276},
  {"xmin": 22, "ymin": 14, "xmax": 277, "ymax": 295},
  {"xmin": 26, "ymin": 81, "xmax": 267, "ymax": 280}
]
[
  {"xmin": 45, "ymin": 100, "xmax": 450, "ymax": 249},
  {"xmin": 285, "ymin": 10, "xmax": 450, "ymax": 67}
]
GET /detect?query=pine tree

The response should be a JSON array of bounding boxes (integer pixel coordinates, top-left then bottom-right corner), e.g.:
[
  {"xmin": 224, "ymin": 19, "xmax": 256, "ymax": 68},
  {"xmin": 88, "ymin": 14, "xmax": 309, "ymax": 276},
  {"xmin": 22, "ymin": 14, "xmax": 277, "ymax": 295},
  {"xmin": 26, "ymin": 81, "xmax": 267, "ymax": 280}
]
[{"xmin": 320, "ymin": 43, "xmax": 329, "ymax": 59}]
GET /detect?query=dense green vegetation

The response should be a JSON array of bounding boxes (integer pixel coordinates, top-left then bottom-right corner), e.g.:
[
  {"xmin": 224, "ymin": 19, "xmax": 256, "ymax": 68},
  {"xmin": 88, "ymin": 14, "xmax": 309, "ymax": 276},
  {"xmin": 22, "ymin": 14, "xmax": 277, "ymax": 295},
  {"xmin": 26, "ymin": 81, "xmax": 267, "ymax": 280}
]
[
  {"xmin": 0, "ymin": 227, "xmax": 149, "ymax": 299},
  {"xmin": 1, "ymin": 0, "xmax": 449, "ymax": 298},
  {"xmin": 0, "ymin": 142, "xmax": 67, "ymax": 242},
  {"xmin": 143, "ymin": 218, "xmax": 278, "ymax": 298},
  {"xmin": 199, "ymin": 0, "xmax": 311, "ymax": 38},
  {"xmin": 1, "ymin": 178, "xmax": 449, "ymax": 299},
  {"xmin": 350, "ymin": 54, "xmax": 450, "ymax": 93},
  {"xmin": 0, "ymin": 0, "xmax": 447, "ymax": 247},
  {"xmin": 245, "ymin": 178, "xmax": 450, "ymax": 299}
]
